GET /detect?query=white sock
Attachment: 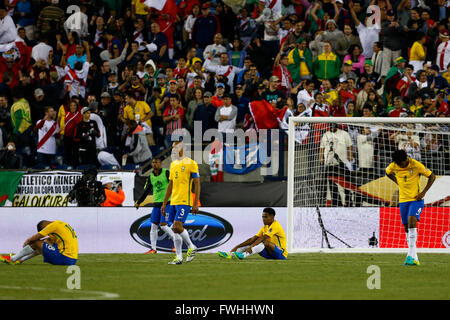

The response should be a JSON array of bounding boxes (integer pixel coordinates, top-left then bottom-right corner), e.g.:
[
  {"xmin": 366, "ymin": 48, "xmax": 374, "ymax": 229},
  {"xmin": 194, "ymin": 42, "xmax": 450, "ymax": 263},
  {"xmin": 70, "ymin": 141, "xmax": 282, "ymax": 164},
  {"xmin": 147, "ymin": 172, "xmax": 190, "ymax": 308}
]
[
  {"xmin": 11, "ymin": 245, "xmax": 35, "ymax": 262},
  {"xmin": 160, "ymin": 225, "xmax": 175, "ymax": 241},
  {"xmin": 18, "ymin": 251, "xmax": 39, "ymax": 262},
  {"xmin": 173, "ymin": 233, "xmax": 183, "ymax": 260},
  {"xmin": 236, "ymin": 245, "xmax": 250, "ymax": 253},
  {"xmin": 180, "ymin": 229, "xmax": 195, "ymax": 249},
  {"xmin": 150, "ymin": 223, "xmax": 159, "ymax": 250},
  {"xmin": 243, "ymin": 243, "xmax": 265, "ymax": 258},
  {"xmin": 409, "ymin": 228, "xmax": 418, "ymax": 260}
]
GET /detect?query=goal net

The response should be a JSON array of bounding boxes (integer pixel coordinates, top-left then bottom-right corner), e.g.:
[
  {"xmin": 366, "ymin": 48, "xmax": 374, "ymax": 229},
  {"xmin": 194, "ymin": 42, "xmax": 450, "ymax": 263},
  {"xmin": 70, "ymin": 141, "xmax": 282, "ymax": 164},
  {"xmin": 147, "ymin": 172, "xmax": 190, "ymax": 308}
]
[{"xmin": 287, "ymin": 117, "xmax": 450, "ymax": 253}]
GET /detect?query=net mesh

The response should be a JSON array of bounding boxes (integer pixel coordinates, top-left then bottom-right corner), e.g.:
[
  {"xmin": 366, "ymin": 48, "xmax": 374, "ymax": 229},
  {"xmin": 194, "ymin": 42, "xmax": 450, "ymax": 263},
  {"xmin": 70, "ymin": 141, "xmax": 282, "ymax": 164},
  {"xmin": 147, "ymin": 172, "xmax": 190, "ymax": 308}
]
[{"xmin": 289, "ymin": 119, "xmax": 450, "ymax": 251}]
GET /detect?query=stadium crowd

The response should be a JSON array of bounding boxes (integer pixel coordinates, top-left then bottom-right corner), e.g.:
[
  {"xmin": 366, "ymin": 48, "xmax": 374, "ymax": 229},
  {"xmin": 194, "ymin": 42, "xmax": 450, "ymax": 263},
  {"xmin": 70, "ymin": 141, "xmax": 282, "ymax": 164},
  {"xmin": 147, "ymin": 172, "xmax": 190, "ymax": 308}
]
[{"xmin": 0, "ymin": 0, "xmax": 449, "ymax": 173}]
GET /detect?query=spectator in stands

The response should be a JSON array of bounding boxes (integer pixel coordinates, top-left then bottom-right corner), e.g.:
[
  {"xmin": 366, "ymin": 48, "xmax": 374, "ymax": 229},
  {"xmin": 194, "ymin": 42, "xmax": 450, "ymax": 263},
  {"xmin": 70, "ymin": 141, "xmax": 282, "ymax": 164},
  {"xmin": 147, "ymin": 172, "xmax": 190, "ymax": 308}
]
[
  {"xmin": 313, "ymin": 41, "xmax": 341, "ymax": 81},
  {"xmin": 62, "ymin": 100, "xmax": 81, "ymax": 167},
  {"xmin": 124, "ymin": 120, "xmax": 152, "ymax": 166},
  {"xmin": 0, "ymin": 141, "xmax": 22, "ymax": 169},
  {"xmin": 35, "ymin": 106, "xmax": 59, "ymax": 167},
  {"xmin": 194, "ymin": 91, "xmax": 216, "ymax": 134},
  {"xmin": 262, "ymin": 76, "xmax": 285, "ymax": 107},
  {"xmin": 215, "ymin": 93, "xmax": 237, "ymax": 135},
  {"xmin": 381, "ymin": 10, "xmax": 405, "ymax": 76},
  {"xmin": 162, "ymin": 94, "xmax": 184, "ymax": 148},
  {"xmin": 349, "ymin": 1, "xmax": 380, "ymax": 59},
  {"xmin": 204, "ymin": 33, "xmax": 226, "ymax": 68},
  {"xmin": 287, "ymin": 37, "xmax": 313, "ymax": 84},
  {"xmin": 75, "ymin": 107, "xmax": 100, "ymax": 167},
  {"xmin": 344, "ymin": 44, "xmax": 365, "ymax": 76},
  {"xmin": 185, "ymin": 88, "xmax": 203, "ymax": 133},
  {"xmin": 336, "ymin": 24, "xmax": 361, "ymax": 58},
  {"xmin": 192, "ymin": 3, "xmax": 220, "ymax": 57},
  {"xmin": 10, "ymin": 87, "xmax": 32, "ymax": 148},
  {"xmin": 389, "ymin": 96, "xmax": 409, "ymax": 117}
]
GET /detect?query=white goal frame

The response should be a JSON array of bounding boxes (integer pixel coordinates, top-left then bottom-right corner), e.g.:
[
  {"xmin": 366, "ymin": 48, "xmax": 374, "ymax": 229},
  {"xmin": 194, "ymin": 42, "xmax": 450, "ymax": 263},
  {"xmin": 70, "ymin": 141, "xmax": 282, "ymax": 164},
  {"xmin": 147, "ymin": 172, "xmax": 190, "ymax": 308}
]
[{"xmin": 287, "ymin": 117, "xmax": 450, "ymax": 254}]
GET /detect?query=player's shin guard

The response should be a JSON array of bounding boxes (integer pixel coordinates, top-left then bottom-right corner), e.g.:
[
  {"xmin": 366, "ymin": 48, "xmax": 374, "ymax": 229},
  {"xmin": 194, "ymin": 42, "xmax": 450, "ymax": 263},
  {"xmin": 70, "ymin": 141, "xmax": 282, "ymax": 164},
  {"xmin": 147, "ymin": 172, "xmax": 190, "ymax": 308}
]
[
  {"xmin": 180, "ymin": 229, "xmax": 195, "ymax": 249},
  {"xmin": 150, "ymin": 223, "xmax": 159, "ymax": 251},
  {"xmin": 173, "ymin": 233, "xmax": 183, "ymax": 261},
  {"xmin": 408, "ymin": 228, "xmax": 418, "ymax": 261},
  {"xmin": 243, "ymin": 243, "xmax": 265, "ymax": 258},
  {"xmin": 11, "ymin": 245, "xmax": 35, "ymax": 262}
]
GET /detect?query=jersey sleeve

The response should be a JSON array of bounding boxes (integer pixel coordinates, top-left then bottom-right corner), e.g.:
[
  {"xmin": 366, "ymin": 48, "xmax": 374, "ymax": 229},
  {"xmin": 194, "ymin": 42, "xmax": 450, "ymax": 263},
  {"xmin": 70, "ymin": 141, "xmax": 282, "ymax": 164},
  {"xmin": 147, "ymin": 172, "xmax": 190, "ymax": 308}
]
[
  {"xmin": 190, "ymin": 159, "xmax": 200, "ymax": 179},
  {"xmin": 38, "ymin": 221, "xmax": 57, "ymax": 237},
  {"xmin": 385, "ymin": 162, "xmax": 394, "ymax": 175},
  {"xmin": 255, "ymin": 226, "xmax": 265, "ymax": 238},
  {"xmin": 416, "ymin": 160, "xmax": 432, "ymax": 177}
]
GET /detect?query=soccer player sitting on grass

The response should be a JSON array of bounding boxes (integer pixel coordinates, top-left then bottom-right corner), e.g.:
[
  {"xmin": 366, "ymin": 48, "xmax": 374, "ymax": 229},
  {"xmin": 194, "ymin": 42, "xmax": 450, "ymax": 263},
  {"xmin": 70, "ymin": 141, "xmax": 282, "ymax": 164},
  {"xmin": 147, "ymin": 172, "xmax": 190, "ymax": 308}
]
[
  {"xmin": 218, "ymin": 208, "xmax": 288, "ymax": 260},
  {"xmin": 1, "ymin": 220, "xmax": 78, "ymax": 266},
  {"xmin": 161, "ymin": 140, "xmax": 200, "ymax": 265},
  {"xmin": 135, "ymin": 157, "xmax": 177, "ymax": 254},
  {"xmin": 386, "ymin": 149, "xmax": 436, "ymax": 266}
]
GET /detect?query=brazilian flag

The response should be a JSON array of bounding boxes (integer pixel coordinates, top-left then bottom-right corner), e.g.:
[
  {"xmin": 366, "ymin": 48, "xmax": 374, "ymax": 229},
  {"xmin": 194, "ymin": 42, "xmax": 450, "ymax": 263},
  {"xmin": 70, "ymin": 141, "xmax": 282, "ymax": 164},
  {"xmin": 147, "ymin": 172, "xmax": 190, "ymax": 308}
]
[{"xmin": 0, "ymin": 171, "xmax": 25, "ymax": 206}]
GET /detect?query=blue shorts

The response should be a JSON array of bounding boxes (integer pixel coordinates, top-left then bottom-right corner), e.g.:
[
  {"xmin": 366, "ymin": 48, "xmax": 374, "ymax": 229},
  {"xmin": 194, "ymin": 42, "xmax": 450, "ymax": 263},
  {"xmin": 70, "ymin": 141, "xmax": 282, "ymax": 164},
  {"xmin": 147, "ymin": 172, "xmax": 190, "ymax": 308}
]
[
  {"xmin": 258, "ymin": 245, "xmax": 287, "ymax": 260},
  {"xmin": 399, "ymin": 200, "xmax": 424, "ymax": 225},
  {"xmin": 151, "ymin": 204, "xmax": 175, "ymax": 225},
  {"xmin": 42, "ymin": 242, "xmax": 77, "ymax": 266},
  {"xmin": 174, "ymin": 205, "xmax": 191, "ymax": 223}
]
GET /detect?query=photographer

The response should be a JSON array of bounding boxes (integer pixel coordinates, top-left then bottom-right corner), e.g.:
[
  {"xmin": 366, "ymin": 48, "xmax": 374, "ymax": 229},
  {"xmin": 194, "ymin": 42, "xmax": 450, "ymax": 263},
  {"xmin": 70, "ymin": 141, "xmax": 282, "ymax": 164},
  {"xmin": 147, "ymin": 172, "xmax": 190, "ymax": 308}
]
[
  {"xmin": 68, "ymin": 167, "xmax": 106, "ymax": 207},
  {"xmin": 319, "ymin": 123, "xmax": 354, "ymax": 207},
  {"xmin": 0, "ymin": 142, "xmax": 23, "ymax": 169},
  {"xmin": 100, "ymin": 177, "xmax": 125, "ymax": 207}
]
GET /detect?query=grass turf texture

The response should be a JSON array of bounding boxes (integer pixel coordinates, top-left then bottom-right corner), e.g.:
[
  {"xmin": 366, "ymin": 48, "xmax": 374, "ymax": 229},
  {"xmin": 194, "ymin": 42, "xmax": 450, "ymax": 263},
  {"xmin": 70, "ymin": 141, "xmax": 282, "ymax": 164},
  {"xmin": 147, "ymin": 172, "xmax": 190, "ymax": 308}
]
[{"xmin": 0, "ymin": 253, "xmax": 449, "ymax": 300}]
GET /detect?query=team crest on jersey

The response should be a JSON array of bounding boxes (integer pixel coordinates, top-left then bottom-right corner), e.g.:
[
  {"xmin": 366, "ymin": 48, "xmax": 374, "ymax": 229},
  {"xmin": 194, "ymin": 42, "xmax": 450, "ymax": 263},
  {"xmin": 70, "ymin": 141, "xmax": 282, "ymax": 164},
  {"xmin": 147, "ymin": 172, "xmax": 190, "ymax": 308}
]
[{"xmin": 268, "ymin": 228, "xmax": 272, "ymax": 233}]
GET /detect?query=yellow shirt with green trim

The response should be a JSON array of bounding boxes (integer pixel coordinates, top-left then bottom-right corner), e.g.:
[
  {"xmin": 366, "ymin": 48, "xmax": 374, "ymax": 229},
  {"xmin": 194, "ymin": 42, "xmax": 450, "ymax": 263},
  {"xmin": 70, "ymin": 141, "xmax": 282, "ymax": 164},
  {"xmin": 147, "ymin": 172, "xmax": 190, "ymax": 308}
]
[
  {"xmin": 256, "ymin": 220, "xmax": 288, "ymax": 258},
  {"xmin": 169, "ymin": 157, "xmax": 200, "ymax": 206},
  {"xmin": 385, "ymin": 158, "xmax": 432, "ymax": 203},
  {"xmin": 39, "ymin": 220, "xmax": 78, "ymax": 259}
]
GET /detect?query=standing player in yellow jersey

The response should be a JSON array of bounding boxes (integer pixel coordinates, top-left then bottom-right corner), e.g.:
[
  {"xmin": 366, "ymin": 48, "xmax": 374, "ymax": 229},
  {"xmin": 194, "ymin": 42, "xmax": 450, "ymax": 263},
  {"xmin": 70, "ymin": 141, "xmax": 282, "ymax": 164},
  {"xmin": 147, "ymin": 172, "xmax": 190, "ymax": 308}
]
[
  {"xmin": 0, "ymin": 220, "xmax": 78, "ymax": 265},
  {"xmin": 386, "ymin": 150, "xmax": 436, "ymax": 266},
  {"xmin": 217, "ymin": 208, "xmax": 288, "ymax": 260},
  {"xmin": 162, "ymin": 141, "xmax": 201, "ymax": 265}
]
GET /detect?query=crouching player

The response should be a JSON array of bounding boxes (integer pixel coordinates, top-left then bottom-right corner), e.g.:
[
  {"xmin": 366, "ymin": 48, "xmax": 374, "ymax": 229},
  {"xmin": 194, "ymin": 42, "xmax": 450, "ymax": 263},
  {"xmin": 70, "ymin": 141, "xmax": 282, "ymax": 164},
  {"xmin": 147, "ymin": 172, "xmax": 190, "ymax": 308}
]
[
  {"xmin": 1, "ymin": 220, "xmax": 78, "ymax": 265},
  {"xmin": 218, "ymin": 208, "xmax": 288, "ymax": 260}
]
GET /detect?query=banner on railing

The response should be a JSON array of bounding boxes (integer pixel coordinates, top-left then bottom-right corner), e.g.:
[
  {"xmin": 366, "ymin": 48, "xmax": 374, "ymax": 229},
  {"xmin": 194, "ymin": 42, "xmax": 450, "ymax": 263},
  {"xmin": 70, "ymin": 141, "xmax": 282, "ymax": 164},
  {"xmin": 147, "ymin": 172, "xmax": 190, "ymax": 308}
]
[{"xmin": 10, "ymin": 171, "xmax": 135, "ymax": 207}]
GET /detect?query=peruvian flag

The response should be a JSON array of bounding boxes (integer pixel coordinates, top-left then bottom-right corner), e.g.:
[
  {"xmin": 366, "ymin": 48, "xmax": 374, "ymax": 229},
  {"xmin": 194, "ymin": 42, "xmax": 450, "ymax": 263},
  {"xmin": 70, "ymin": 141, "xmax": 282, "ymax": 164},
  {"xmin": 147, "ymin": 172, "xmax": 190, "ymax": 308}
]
[
  {"xmin": 144, "ymin": 0, "xmax": 177, "ymax": 17},
  {"xmin": 249, "ymin": 100, "xmax": 287, "ymax": 131}
]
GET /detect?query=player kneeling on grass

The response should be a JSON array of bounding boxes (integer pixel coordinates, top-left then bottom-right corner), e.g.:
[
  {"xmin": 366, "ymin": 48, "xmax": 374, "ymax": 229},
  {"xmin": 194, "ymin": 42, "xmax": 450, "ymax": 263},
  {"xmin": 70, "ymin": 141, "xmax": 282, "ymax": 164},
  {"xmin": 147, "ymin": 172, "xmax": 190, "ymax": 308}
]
[
  {"xmin": 1, "ymin": 220, "xmax": 78, "ymax": 265},
  {"xmin": 386, "ymin": 149, "xmax": 436, "ymax": 267},
  {"xmin": 218, "ymin": 208, "xmax": 288, "ymax": 260}
]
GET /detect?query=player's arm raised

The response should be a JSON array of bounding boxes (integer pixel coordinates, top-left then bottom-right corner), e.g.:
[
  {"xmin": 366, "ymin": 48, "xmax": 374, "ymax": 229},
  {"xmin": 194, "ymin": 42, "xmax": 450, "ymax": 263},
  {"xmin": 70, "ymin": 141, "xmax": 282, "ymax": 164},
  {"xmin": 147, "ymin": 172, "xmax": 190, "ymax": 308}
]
[
  {"xmin": 161, "ymin": 180, "xmax": 173, "ymax": 216},
  {"xmin": 416, "ymin": 172, "xmax": 436, "ymax": 201}
]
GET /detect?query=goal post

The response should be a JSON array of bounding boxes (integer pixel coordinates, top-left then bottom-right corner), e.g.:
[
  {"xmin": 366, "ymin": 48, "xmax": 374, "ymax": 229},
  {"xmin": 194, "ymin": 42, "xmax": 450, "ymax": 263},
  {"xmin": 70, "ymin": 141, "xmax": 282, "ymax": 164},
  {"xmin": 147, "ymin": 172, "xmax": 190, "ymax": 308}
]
[{"xmin": 287, "ymin": 117, "xmax": 450, "ymax": 253}]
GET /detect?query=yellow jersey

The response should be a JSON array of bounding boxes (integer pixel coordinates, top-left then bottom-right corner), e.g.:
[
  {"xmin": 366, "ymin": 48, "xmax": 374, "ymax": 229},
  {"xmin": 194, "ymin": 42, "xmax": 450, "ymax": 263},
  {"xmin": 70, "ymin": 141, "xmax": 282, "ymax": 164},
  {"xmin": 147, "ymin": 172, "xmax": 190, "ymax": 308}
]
[
  {"xmin": 131, "ymin": 0, "xmax": 148, "ymax": 15},
  {"xmin": 124, "ymin": 101, "xmax": 152, "ymax": 127},
  {"xmin": 169, "ymin": 157, "xmax": 200, "ymax": 206},
  {"xmin": 39, "ymin": 220, "xmax": 79, "ymax": 259},
  {"xmin": 385, "ymin": 158, "xmax": 432, "ymax": 203},
  {"xmin": 256, "ymin": 220, "xmax": 288, "ymax": 258}
]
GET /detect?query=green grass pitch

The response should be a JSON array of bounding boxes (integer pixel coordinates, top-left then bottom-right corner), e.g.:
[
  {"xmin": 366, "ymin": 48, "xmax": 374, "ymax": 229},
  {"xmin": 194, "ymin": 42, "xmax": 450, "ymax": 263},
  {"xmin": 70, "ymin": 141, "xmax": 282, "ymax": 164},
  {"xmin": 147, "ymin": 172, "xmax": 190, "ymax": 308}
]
[{"xmin": 0, "ymin": 253, "xmax": 449, "ymax": 300}]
